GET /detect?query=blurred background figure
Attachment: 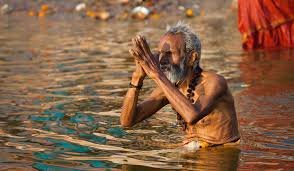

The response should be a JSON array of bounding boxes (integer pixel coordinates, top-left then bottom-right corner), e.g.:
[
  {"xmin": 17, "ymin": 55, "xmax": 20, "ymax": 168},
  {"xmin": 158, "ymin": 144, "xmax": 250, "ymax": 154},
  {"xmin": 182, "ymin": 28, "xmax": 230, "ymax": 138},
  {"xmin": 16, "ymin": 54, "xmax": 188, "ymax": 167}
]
[{"xmin": 238, "ymin": 0, "xmax": 294, "ymax": 50}]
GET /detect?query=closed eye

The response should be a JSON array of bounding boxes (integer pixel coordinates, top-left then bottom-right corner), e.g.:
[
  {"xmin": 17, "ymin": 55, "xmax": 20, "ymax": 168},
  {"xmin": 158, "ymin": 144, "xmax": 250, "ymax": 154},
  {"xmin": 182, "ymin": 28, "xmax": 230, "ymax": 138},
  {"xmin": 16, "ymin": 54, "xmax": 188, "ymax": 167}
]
[{"xmin": 163, "ymin": 51, "xmax": 172, "ymax": 58}]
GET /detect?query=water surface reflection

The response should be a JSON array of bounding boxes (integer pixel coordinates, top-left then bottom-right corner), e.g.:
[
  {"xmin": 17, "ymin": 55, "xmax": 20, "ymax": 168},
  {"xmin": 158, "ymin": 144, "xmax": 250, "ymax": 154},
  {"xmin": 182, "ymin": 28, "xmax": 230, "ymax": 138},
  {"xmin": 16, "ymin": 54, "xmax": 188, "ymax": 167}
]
[{"xmin": 0, "ymin": 12, "xmax": 293, "ymax": 170}]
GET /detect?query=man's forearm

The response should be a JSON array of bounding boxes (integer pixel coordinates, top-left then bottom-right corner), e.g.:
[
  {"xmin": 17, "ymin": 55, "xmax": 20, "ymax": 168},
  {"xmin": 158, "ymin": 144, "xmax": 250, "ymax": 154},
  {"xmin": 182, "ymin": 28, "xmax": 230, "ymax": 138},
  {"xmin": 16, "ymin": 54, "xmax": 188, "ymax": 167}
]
[
  {"xmin": 154, "ymin": 73, "xmax": 201, "ymax": 124},
  {"xmin": 120, "ymin": 75, "xmax": 144, "ymax": 127}
]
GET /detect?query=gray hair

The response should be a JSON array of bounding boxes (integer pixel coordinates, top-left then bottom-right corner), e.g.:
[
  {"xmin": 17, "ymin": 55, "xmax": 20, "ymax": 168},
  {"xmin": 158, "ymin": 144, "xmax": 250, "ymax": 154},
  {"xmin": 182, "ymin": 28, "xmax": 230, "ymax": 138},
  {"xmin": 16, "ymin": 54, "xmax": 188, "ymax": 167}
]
[{"xmin": 165, "ymin": 22, "xmax": 201, "ymax": 68}]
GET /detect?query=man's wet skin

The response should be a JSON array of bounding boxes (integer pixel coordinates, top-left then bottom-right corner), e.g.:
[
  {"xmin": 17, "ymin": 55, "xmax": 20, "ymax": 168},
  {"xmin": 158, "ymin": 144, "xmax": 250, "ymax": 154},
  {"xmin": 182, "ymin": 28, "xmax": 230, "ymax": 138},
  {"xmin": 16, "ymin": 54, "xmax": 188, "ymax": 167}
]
[
  {"xmin": 158, "ymin": 34, "xmax": 188, "ymax": 85},
  {"xmin": 121, "ymin": 27, "xmax": 240, "ymax": 148}
]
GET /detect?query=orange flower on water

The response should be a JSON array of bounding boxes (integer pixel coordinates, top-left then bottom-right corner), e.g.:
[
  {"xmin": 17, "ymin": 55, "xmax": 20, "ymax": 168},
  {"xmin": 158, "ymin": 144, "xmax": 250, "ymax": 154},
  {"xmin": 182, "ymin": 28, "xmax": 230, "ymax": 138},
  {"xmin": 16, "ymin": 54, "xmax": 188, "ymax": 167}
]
[
  {"xmin": 41, "ymin": 5, "xmax": 50, "ymax": 12},
  {"xmin": 185, "ymin": 8, "xmax": 194, "ymax": 17},
  {"xmin": 98, "ymin": 11, "xmax": 110, "ymax": 20},
  {"xmin": 37, "ymin": 4, "xmax": 55, "ymax": 17},
  {"xmin": 28, "ymin": 10, "xmax": 37, "ymax": 16},
  {"xmin": 86, "ymin": 10, "xmax": 97, "ymax": 18},
  {"xmin": 86, "ymin": 10, "xmax": 110, "ymax": 20},
  {"xmin": 38, "ymin": 11, "xmax": 46, "ymax": 17},
  {"xmin": 150, "ymin": 13, "xmax": 160, "ymax": 20}
]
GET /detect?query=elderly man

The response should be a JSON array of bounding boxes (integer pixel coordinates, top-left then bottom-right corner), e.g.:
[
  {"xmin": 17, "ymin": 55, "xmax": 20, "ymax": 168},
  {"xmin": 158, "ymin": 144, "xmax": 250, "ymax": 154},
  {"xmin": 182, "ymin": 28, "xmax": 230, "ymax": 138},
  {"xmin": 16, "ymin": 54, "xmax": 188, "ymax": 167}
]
[{"xmin": 121, "ymin": 23, "xmax": 240, "ymax": 149}]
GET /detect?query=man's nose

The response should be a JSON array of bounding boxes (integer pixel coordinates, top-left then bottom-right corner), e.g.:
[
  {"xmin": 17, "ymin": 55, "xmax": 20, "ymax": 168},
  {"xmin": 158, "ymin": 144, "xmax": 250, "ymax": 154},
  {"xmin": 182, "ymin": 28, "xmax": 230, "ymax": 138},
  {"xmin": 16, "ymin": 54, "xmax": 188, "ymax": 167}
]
[{"xmin": 159, "ymin": 54, "xmax": 169, "ymax": 65}]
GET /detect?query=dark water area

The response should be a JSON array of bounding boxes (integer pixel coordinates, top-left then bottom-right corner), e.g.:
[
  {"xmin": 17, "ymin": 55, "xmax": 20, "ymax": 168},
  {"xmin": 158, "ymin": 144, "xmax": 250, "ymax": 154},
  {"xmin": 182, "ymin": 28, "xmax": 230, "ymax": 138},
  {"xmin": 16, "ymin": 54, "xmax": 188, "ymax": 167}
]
[{"xmin": 0, "ymin": 10, "xmax": 293, "ymax": 171}]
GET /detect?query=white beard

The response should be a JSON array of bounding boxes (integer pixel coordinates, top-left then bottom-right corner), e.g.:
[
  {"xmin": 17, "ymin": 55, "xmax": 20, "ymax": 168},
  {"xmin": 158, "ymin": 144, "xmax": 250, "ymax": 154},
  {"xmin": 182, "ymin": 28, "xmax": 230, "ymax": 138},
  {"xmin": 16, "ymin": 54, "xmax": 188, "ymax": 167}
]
[{"xmin": 161, "ymin": 57, "xmax": 187, "ymax": 85}]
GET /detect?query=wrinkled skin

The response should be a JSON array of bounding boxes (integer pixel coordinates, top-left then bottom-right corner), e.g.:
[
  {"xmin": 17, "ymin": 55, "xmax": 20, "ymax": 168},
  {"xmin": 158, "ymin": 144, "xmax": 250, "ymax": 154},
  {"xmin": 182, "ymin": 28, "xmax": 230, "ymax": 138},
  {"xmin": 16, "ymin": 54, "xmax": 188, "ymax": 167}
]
[{"xmin": 121, "ymin": 34, "xmax": 239, "ymax": 145}]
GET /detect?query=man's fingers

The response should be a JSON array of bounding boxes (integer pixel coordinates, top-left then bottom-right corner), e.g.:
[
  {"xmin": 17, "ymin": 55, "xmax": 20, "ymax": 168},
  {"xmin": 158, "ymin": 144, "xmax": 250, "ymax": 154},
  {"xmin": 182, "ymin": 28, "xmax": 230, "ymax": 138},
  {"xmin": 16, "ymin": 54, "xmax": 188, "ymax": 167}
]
[
  {"xmin": 132, "ymin": 35, "xmax": 155, "ymax": 65},
  {"xmin": 134, "ymin": 35, "xmax": 145, "ymax": 53},
  {"xmin": 131, "ymin": 37, "xmax": 144, "ymax": 57},
  {"xmin": 141, "ymin": 36, "xmax": 153, "ymax": 56},
  {"xmin": 132, "ymin": 38, "xmax": 137, "ymax": 48},
  {"xmin": 137, "ymin": 36, "xmax": 148, "ymax": 55},
  {"xmin": 129, "ymin": 49, "xmax": 138, "ymax": 59},
  {"xmin": 134, "ymin": 35, "xmax": 140, "ymax": 46},
  {"xmin": 129, "ymin": 49, "xmax": 134, "ymax": 55},
  {"xmin": 134, "ymin": 48, "xmax": 144, "ymax": 59},
  {"xmin": 129, "ymin": 49, "xmax": 143, "ymax": 61},
  {"xmin": 132, "ymin": 37, "xmax": 143, "ymax": 54},
  {"xmin": 137, "ymin": 35, "xmax": 153, "ymax": 57},
  {"xmin": 129, "ymin": 49, "xmax": 138, "ymax": 57}
]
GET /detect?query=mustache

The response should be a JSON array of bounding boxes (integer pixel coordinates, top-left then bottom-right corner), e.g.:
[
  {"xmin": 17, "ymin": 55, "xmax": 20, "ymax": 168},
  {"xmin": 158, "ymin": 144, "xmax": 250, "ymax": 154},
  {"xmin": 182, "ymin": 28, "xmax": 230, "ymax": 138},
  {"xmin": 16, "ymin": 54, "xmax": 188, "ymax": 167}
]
[
  {"xmin": 159, "ymin": 55, "xmax": 187, "ymax": 85},
  {"xmin": 160, "ymin": 65, "xmax": 170, "ymax": 71},
  {"xmin": 160, "ymin": 63, "xmax": 186, "ymax": 84}
]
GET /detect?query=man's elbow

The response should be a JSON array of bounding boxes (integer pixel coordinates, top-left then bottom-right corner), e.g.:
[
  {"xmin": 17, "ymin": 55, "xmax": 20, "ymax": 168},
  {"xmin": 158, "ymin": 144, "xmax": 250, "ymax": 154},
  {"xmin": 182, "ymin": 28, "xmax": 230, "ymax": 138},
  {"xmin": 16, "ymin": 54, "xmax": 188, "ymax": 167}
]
[
  {"xmin": 186, "ymin": 109, "xmax": 211, "ymax": 125},
  {"xmin": 186, "ymin": 118, "xmax": 195, "ymax": 125},
  {"xmin": 185, "ymin": 112, "xmax": 200, "ymax": 125},
  {"xmin": 120, "ymin": 120, "xmax": 134, "ymax": 128}
]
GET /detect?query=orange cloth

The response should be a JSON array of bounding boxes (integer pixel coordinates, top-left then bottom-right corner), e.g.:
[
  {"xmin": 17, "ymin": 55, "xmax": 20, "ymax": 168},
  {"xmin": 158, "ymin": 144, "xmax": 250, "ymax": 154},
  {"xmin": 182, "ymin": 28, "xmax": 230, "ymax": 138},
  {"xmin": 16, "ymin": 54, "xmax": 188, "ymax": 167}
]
[{"xmin": 238, "ymin": 0, "xmax": 294, "ymax": 50}]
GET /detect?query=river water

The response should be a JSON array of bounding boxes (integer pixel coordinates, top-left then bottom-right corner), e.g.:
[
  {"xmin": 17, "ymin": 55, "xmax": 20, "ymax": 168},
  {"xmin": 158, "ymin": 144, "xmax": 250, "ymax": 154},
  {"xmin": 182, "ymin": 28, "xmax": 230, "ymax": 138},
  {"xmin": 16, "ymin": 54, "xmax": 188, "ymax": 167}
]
[{"xmin": 0, "ymin": 11, "xmax": 293, "ymax": 171}]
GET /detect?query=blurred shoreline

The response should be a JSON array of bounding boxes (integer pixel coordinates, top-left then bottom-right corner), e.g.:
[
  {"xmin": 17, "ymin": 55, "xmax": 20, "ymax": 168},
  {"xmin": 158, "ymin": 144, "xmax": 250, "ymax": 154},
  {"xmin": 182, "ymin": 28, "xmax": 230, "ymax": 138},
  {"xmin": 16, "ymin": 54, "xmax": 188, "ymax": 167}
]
[{"xmin": 0, "ymin": 0, "xmax": 236, "ymax": 21}]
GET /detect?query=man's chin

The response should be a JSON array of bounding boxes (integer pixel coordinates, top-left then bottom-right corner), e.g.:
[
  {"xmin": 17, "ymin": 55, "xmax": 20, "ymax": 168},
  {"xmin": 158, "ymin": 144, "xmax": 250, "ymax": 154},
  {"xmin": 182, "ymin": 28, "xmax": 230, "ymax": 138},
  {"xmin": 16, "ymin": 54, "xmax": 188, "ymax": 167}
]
[
  {"xmin": 163, "ymin": 71, "xmax": 184, "ymax": 85},
  {"xmin": 167, "ymin": 74, "xmax": 180, "ymax": 85},
  {"xmin": 162, "ymin": 71, "xmax": 168, "ymax": 77}
]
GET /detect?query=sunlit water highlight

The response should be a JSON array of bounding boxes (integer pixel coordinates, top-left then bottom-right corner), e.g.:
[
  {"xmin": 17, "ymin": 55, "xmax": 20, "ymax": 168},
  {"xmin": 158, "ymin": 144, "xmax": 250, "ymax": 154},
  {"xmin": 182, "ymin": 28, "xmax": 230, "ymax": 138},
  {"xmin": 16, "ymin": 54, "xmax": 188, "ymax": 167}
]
[{"xmin": 0, "ymin": 12, "xmax": 293, "ymax": 171}]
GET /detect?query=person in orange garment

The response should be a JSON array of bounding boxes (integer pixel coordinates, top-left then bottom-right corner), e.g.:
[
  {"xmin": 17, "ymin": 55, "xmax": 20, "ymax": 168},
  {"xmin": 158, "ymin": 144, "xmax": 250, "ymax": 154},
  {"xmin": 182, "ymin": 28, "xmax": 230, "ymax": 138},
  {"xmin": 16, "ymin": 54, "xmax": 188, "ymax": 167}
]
[{"xmin": 238, "ymin": 0, "xmax": 294, "ymax": 50}]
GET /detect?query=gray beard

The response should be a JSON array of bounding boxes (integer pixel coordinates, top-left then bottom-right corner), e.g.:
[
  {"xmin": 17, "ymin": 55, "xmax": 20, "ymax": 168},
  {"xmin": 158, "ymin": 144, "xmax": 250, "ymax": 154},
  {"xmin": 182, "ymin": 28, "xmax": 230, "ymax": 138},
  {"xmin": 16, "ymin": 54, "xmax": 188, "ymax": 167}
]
[{"xmin": 161, "ymin": 58, "xmax": 186, "ymax": 85}]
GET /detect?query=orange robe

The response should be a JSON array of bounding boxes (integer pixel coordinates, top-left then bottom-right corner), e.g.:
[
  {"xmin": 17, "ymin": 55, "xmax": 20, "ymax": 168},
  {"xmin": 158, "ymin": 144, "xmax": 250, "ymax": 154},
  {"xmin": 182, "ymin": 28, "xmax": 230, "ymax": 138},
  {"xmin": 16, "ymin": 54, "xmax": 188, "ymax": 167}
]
[{"xmin": 238, "ymin": 0, "xmax": 294, "ymax": 50}]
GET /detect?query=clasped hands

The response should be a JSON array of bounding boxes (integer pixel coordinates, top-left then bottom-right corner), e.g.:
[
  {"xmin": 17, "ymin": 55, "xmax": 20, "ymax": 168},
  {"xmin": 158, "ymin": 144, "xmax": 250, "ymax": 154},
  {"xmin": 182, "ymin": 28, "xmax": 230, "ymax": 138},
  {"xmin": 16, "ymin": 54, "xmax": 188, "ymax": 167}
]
[{"xmin": 129, "ymin": 35, "xmax": 162, "ymax": 81}]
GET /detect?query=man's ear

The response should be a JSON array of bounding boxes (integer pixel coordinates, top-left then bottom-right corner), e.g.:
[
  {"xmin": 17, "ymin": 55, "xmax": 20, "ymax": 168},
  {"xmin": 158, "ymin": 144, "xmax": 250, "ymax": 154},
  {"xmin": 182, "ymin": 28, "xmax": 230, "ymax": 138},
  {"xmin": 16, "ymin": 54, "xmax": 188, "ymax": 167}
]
[{"xmin": 188, "ymin": 51, "xmax": 199, "ymax": 67}]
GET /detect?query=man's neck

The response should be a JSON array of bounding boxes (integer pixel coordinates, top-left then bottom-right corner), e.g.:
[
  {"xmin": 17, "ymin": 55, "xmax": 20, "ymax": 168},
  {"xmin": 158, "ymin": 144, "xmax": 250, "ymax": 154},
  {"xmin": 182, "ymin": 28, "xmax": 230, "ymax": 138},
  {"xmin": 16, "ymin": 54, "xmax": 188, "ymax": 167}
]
[
  {"xmin": 177, "ymin": 68, "xmax": 192, "ymax": 89},
  {"xmin": 178, "ymin": 67, "xmax": 203, "ymax": 90}
]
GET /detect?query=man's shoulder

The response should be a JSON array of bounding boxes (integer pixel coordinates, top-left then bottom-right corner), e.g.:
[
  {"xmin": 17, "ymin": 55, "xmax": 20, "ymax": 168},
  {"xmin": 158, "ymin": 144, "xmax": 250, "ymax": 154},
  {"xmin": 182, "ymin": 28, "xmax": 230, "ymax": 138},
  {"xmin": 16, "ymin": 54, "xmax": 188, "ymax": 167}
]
[
  {"xmin": 201, "ymin": 71, "xmax": 228, "ymax": 95},
  {"xmin": 202, "ymin": 71, "xmax": 227, "ymax": 86}
]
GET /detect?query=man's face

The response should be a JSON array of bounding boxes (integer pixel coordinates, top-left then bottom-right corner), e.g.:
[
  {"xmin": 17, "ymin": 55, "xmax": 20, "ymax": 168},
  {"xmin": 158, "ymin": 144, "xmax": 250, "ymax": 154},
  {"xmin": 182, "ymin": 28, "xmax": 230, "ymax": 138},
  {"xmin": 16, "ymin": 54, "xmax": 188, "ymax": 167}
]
[{"xmin": 158, "ymin": 34, "xmax": 188, "ymax": 85}]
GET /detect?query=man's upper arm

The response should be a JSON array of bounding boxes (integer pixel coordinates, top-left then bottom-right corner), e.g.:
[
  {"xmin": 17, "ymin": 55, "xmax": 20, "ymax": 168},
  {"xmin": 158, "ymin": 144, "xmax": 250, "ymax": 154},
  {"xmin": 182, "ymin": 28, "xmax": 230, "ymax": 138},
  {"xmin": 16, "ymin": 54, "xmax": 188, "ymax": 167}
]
[
  {"xmin": 133, "ymin": 87, "xmax": 168, "ymax": 125},
  {"xmin": 196, "ymin": 75, "xmax": 228, "ymax": 120}
]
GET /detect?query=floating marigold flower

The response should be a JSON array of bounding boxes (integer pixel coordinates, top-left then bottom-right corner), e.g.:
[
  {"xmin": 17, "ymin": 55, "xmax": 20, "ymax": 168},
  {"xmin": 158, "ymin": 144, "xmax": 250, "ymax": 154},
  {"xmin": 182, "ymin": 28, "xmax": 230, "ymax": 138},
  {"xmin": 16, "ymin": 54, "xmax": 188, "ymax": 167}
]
[
  {"xmin": 38, "ymin": 11, "xmax": 46, "ymax": 17},
  {"xmin": 28, "ymin": 10, "xmax": 37, "ymax": 16},
  {"xmin": 86, "ymin": 10, "xmax": 96, "ymax": 18},
  {"xmin": 185, "ymin": 8, "xmax": 194, "ymax": 17},
  {"xmin": 41, "ymin": 5, "xmax": 50, "ymax": 12}
]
